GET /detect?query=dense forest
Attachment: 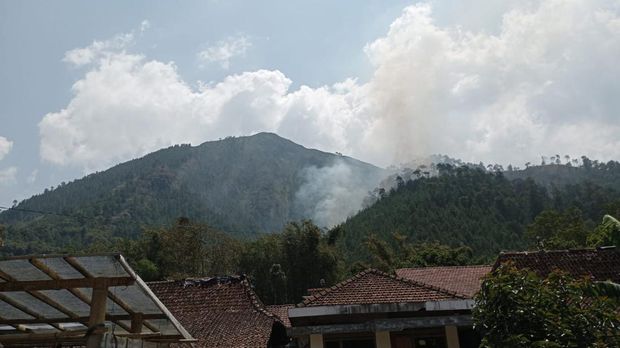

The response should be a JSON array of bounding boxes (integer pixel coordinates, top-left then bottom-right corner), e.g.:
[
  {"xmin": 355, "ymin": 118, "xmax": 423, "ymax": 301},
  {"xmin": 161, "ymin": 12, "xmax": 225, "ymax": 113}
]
[
  {"xmin": 0, "ymin": 133, "xmax": 382, "ymax": 255},
  {"xmin": 337, "ymin": 161, "xmax": 620, "ymax": 262}
]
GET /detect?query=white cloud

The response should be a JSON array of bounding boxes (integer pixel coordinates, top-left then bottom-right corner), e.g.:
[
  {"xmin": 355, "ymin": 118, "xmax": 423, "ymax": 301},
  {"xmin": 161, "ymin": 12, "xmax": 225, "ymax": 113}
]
[
  {"xmin": 0, "ymin": 167, "xmax": 17, "ymax": 186},
  {"xmin": 197, "ymin": 35, "xmax": 252, "ymax": 69},
  {"xmin": 63, "ymin": 33, "xmax": 134, "ymax": 67},
  {"xmin": 0, "ymin": 136, "xmax": 12, "ymax": 161},
  {"xmin": 41, "ymin": 0, "xmax": 620, "ymax": 173},
  {"xmin": 140, "ymin": 20, "xmax": 150, "ymax": 33},
  {"xmin": 26, "ymin": 169, "xmax": 38, "ymax": 184}
]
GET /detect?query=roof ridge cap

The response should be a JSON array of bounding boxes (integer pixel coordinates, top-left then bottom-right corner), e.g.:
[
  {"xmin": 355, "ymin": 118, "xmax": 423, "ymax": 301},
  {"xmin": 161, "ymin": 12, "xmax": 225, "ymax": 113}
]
[
  {"xmin": 240, "ymin": 278, "xmax": 284, "ymax": 325},
  {"xmin": 396, "ymin": 264, "xmax": 492, "ymax": 271}
]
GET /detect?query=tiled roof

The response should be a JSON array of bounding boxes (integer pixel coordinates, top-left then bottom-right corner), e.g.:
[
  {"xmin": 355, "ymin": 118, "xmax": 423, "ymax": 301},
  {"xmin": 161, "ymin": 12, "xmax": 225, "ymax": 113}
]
[
  {"xmin": 266, "ymin": 304, "xmax": 294, "ymax": 327},
  {"xmin": 149, "ymin": 276, "xmax": 284, "ymax": 348},
  {"xmin": 395, "ymin": 265, "xmax": 492, "ymax": 298},
  {"xmin": 493, "ymin": 247, "xmax": 620, "ymax": 282},
  {"xmin": 298, "ymin": 269, "xmax": 464, "ymax": 307}
]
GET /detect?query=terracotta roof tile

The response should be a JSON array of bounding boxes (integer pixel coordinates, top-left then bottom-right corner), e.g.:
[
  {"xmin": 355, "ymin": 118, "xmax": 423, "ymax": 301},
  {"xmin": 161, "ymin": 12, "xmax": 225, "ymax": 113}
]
[
  {"xmin": 266, "ymin": 304, "xmax": 294, "ymax": 327},
  {"xmin": 493, "ymin": 247, "xmax": 620, "ymax": 282},
  {"xmin": 149, "ymin": 276, "xmax": 283, "ymax": 348},
  {"xmin": 395, "ymin": 265, "xmax": 492, "ymax": 298},
  {"xmin": 297, "ymin": 269, "xmax": 464, "ymax": 307}
]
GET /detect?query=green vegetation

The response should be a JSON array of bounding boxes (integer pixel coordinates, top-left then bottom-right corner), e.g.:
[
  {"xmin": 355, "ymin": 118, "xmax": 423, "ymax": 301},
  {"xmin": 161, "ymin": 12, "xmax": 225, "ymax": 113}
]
[
  {"xmin": 337, "ymin": 163, "xmax": 620, "ymax": 263},
  {"xmin": 0, "ymin": 133, "xmax": 382, "ymax": 255},
  {"xmin": 474, "ymin": 264, "xmax": 620, "ymax": 347},
  {"xmin": 353, "ymin": 232, "xmax": 475, "ymax": 273}
]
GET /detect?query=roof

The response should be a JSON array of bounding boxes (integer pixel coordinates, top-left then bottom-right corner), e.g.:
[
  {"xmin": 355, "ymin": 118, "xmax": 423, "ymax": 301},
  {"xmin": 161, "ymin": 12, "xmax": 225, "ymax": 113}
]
[
  {"xmin": 0, "ymin": 253, "xmax": 193, "ymax": 346},
  {"xmin": 266, "ymin": 304, "xmax": 294, "ymax": 328},
  {"xmin": 395, "ymin": 265, "xmax": 492, "ymax": 298},
  {"xmin": 149, "ymin": 276, "xmax": 286, "ymax": 348},
  {"xmin": 493, "ymin": 247, "xmax": 620, "ymax": 282},
  {"xmin": 298, "ymin": 269, "xmax": 464, "ymax": 307}
]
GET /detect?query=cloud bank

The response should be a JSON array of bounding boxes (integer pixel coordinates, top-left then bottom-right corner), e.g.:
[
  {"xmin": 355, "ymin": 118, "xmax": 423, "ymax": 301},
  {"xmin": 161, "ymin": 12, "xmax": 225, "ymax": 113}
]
[{"xmin": 40, "ymin": 0, "xmax": 620, "ymax": 173}]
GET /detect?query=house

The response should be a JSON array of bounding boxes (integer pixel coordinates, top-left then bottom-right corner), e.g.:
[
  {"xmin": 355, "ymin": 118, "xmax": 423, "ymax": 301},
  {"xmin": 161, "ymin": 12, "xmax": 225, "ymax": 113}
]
[
  {"xmin": 149, "ymin": 276, "xmax": 289, "ymax": 348},
  {"xmin": 287, "ymin": 269, "xmax": 479, "ymax": 348}
]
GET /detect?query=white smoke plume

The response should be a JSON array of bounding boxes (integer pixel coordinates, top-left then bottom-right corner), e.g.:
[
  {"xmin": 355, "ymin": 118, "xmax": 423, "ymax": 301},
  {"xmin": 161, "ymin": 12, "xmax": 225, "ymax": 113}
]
[{"xmin": 294, "ymin": 160, "xmax": 383, "ymax": 228}]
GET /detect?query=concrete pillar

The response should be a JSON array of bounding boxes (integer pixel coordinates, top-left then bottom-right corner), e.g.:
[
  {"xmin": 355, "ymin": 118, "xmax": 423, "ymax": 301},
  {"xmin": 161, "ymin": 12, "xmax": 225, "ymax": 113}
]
[
  {"xmin": 445, "ymin": 325, "xmax": 460, "ymax": 348},
  {"xmin": 375, "ymin": 331, "xmax": 391, "ymax": 348},
  {"xmin": 310, "ymin": 334, "xmax": 324, "ymax": 348}
]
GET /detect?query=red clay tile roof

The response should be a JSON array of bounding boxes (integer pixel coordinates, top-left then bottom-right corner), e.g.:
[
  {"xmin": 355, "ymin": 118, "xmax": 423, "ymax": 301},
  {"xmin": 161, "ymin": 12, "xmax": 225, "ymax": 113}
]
[
  {"xmin": 493, "ymin": 247, "xmax": 620, "ymax": 282},
  {"xmin": 149, "ymin": 276, "xmax": 284, "ymax": 348},
  {"xmin": 266, "ymin": 304, "xmax": 294, "ymax": 327},
  {"xmin": 395, "ymin": 265, "xmax": 492, "ymax": 298},
  {"xmin": 298, "ymin": 269, "xmax": 464, "ymax": 307}
]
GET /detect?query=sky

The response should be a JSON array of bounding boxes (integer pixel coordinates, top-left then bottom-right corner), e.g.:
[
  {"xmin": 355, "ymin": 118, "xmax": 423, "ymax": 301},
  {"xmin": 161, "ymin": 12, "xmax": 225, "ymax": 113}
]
[{"xmin": 1, "ymin": 0, "xmax": 620, "ymax": 205}]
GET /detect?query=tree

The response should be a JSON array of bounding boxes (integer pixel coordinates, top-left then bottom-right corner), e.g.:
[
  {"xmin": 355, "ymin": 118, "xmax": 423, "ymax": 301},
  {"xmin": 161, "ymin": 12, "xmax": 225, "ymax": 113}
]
[
  {"xmin": 473, "ymin": 264, "xmax": 620, "ymax": 347},
  {"xmin": 124, "ymin": 218, "xmax": 242, "ymax": 280},
  {"xmin": 525, "ymin": 208, "xmax": 588, "ymax": 249},
  {"xmin": 588, "ymin": 214, "xmax": 620, "ymax": 247},
  {"xmin": 239, "ymin": 220, "xmax": 344, "ymax": 304},
  {"xmin": 364, "ymin": 233, "xmax": 473, "ymax": 273}
]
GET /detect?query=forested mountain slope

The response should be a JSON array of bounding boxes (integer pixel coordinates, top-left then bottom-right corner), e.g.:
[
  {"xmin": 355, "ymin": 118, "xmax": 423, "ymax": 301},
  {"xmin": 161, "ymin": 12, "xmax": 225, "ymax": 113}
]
[
  {"xmin": 0, "ymin": 133, "xmax": 383, "ymax": 255},
  {"xmin": 337, "ymin": 164, "xmax": 620, "ymax": 261},
  {"xmin": 504, "ymin": 159, "xmax": 620, "ymax": 191}
]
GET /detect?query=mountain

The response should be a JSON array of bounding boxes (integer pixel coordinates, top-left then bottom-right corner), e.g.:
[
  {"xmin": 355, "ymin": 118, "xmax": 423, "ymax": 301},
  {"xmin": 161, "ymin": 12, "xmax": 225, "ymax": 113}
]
[
  {"xmin": 336, "ymin": 163, "xmax": 620, "ymax": 262},
  {"xmin": 0, "ymin": 133, "xmax": 384, "ymax": 255}
]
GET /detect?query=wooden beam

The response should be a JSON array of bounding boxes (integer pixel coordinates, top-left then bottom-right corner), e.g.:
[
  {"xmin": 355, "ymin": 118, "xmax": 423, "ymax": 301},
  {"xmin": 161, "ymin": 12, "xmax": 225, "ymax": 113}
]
[
  {"xmin": 0, "ymin": 271, "xmax": 72, "ymax": 333},
  {"xmin": 0, "ymin": 276, "xmax": 134, "ymax": 291},
  {"xmin": 29, "ymin": 257, "xmax": 134, "ymax": 333},
  {"xmin": 0, "ymin": 313, "xmax": 168, "ymax": 325},
  {"xmin": 117, "ymin": 254, "xmax": 194, "ymax": 341},
  {"xmin": 62, "ymin": 255, "xmax": 159, "ymax": 334},
  {"xmin": 0, "ymin": 327, "xmax": 106, "ymax": 344},
  {"xmin": 0, "ymin": 293, "xmax": 66, "ymax": 332}
]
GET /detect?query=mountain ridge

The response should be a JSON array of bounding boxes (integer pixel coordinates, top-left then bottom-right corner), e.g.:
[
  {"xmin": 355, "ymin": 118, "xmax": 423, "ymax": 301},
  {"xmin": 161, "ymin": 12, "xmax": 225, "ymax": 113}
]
[{"xmin": 0, "ymin": 132, "xmax": 384, "ymax": 255}]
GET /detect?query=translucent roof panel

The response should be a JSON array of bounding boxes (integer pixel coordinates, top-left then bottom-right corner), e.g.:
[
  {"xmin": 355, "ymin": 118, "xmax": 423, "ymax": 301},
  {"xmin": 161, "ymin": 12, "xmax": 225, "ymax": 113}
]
[
  {"xmin": 0, "ymin": 253, "xmax": 193, "ymax": 344},
  {"xmin": 39, "ymin": 289, "xmax": 91, "ymax": 317},
  {"xmin": 0, "ymin": 299, "xmax": 35, "ymax": 320},
  {"xmin": 110, "ymin": 285, "xmax": 161, "ymax": 314},
  {"xmin": 35, "ymin": 258, "xmax": 84, "ymax": 279},
  {"xmin": 71, "ymin": 255, "xmax": 128, "ymax": 278},
  {"xmin": 2, "ymin": 292, "xmax": 68, "ymax": 319},
  {"xmin": 77, "ymin": 288, "xmax": 129, "ymax": 316},
  {"xmin": 0, "ymin": 260, "xmax": 51, "ymax": 281}
]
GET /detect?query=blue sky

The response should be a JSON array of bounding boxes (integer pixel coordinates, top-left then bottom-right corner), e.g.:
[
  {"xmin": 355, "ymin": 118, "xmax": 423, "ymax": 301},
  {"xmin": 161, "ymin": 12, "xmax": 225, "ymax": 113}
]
[{"xmin": 2, "ymin": 0, "xmax": 620, "ymax": 205}]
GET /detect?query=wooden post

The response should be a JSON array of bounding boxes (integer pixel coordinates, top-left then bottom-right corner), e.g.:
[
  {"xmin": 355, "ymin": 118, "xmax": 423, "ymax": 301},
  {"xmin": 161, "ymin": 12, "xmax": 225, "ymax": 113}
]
[
  {"xmin": 375, "ymin": 331, "xmax": 391, "ymax": 348},
  {"xmin": 131, "ymin": 313, "xmax": 144, "ymax": 333},
  {"xmin": 86, "ymin": 280, "xmax": 108, "ymax": 348},
  {"xmin": 445, "ymin": 325, "xmax": 460, "ymax": 348},
  {"xmin": 309, "ymin": 334, "xmax": 324, "ymax": 348}
]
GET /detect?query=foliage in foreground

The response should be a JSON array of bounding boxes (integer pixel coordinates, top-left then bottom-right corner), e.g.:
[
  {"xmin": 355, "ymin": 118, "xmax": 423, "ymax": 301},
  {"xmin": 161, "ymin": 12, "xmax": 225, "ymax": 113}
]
[{"xmin": 473, "ymin": 264, "xmax": 620, "ymax": 347}]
